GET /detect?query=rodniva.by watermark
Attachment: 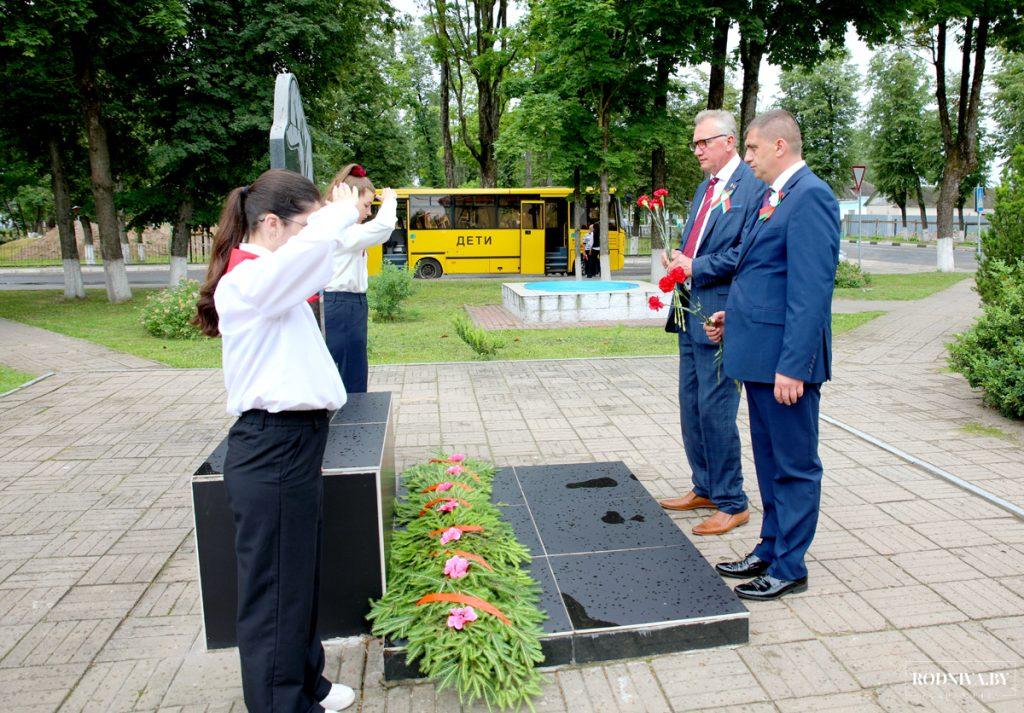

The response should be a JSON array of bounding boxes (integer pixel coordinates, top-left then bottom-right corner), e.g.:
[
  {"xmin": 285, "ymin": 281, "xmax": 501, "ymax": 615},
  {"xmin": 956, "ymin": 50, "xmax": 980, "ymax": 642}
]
[{"xmin": 906, "ymin": 661, "xmax": 1017, "ymax": 699}]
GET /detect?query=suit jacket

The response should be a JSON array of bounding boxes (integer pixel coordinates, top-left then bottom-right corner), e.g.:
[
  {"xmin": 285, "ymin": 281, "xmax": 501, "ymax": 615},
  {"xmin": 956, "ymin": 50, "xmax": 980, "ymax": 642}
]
[
  {"xmin": 671, "ymin": 159, "xmax": 766, "ymax": 345},
  {"xmin": 723, "ymin": 164, "xmax": 840, "ymax": 384}
]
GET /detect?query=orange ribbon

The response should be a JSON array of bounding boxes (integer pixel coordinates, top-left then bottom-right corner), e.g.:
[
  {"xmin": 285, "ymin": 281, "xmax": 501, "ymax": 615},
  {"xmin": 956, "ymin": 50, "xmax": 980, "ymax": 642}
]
[
  {"xmin": 418, "ymin": 497, "xmax": 472, "ymax": 517},
  {"xmin": 421, "ymin": 481, "xmax": 474, "ymax": 494},
  {"xmin": 428, "ymin": 524, "xmax": 484, "ymax": 537},
  {"xmin": 416, "ymin": 592, "xmax": 511, "ymax": 625}
]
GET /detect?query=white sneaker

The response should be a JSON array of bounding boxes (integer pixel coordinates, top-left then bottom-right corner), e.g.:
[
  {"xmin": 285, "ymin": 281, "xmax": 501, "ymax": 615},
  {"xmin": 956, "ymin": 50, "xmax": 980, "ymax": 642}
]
[{"xmin": 320, "ymin": 682, "xmax": 356, "ymax": 711}]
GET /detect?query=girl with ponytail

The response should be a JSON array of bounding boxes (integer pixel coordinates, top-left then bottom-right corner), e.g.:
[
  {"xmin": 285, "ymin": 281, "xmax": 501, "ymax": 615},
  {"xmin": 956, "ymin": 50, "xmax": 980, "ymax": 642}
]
[
  {"xmin": 321, "ymin": 163, "xmax": 398, "ymax": 393},
  {"xmin": 195, "ymin": 168, "xmax": 361, "ymax": 713}
]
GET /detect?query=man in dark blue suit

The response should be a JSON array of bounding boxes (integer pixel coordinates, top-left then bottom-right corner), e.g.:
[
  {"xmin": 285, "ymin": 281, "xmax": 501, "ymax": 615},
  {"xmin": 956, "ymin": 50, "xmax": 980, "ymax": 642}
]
[
  {"xmin": 705, "ymin": 110, "xmax": 839, "ymax": 600},
  {"xmin": 658, "ymin": 110, "xmax": 766, "ymax": 537}
]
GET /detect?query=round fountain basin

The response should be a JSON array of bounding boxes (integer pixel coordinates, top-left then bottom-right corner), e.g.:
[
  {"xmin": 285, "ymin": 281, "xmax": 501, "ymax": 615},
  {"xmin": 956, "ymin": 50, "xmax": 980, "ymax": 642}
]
[{"xmin": 523, "ymin": 280, "xmax": 640, "ymax": 293}]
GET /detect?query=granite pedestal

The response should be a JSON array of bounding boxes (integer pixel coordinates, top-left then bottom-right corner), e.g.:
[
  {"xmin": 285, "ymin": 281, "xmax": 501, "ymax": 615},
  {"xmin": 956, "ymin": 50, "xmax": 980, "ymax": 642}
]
[
  {"xmin": 192, "ymin": 392, "xmax": 395, "ymax": 650},
  {"xmin": 384, "ymin": 461, "xmax": 748, "ymax": 678}
]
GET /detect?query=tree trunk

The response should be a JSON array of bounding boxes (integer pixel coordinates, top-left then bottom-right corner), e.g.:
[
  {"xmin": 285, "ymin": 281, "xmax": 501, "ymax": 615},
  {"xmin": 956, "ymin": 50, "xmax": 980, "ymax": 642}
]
[
  {"xmin": 440, "ymin": 56, "xmax": 457, "ymax": 188},
  {"xmin": 651, "ymin": 54, "xmax": 669, "ymax": 191},
  {"xmin": 897, "ymin": 191, "xmax": 907, "ymax": 229},
  {"xmin": 936, "ymin": 167, "xmax": 961, "ymax": 271},
  {"xmin": 598, "ymin": 105, "xmax": 611, "ymax": 281},
  {"xmin": 738, "ymin": 30, "xmax": 765, "ymax": 147},
  {"xmin": 170, "ymin": 198, "xmax": 194, "ymax": 285},
  {"xmin": 707, "ymin": 16, "xmax": 729, "ymax": 110},
  {"xmin": 71, "ymin": 33, "xmax": 130, "ymax": 302},
  {"xmin": 957, "ymin": 200, "xmax": 965, "ymax": 231},
  {"xmin": 915, "ymin": 177, "xmax": 928, "ymax": 230},
  {"xmin": 49, "ymin": 137, "xmax": 85, "ymax": 299},
  {"xmin": 477, "ymin": 79, "xmax": 499, "ymax": 187},
  {"xmin": 572, "ymin": 166, "xmax": 583, "ymax": 280},
  {"xmin": 79, "ymin": 215, "xmax": 96, "ymax": 264}
]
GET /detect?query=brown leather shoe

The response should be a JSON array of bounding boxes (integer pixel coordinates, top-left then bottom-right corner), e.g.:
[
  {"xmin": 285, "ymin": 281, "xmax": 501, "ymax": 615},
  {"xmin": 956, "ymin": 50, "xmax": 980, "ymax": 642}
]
[
  {"xmin": 692, "ymin": 510, "xmax": 749, "ymax": 536},
  {"xmin": 659, "ymin": 491, "xmax": 716, "ymax": 511}
]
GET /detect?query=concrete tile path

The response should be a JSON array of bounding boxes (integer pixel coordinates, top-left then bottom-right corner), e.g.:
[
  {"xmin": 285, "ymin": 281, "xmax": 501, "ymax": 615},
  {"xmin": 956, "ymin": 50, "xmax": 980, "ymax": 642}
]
[{"xmin": 0, "ymin": 278, "xmax": 1021, "ymax": 712}]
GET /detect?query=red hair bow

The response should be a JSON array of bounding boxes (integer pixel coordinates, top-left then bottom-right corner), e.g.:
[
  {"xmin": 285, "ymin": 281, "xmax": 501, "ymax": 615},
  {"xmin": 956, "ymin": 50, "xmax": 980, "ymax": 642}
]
[{"xmin": 351, "ymin": 164, "xmax": 367, "ymax": 178}]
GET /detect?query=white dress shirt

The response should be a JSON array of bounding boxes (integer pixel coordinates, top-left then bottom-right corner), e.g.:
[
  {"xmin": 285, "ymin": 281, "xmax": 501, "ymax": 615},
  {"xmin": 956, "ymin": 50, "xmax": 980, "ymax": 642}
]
[
  {"xmin": 691, "ymin": 153, "xmax": 742, "ymax": 258},
  {"xmin": 325, "ymin": 196, "xmax": 398, "ymax": 293},
  {"xmin": 770, "ymin": 160, "xmax": 806, "ymax": 202},
  {"xmin": 685, "ymin": 154, "xmax": 742, "ymax": 289},
  {"xmin": 215, "ymin": 201, "xmax": 361, "ymax": 415}
]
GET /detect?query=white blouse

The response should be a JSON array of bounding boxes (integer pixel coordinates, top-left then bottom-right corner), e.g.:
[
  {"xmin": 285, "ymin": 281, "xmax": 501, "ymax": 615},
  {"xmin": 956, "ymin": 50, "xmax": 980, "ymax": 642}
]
[
  {"xmin": 215, "ymin": 200, "xmax": 360, "ymax": 415},
  {"xmin": 325, "ymin": 195, "xmax": 398, "ymax": 293}
]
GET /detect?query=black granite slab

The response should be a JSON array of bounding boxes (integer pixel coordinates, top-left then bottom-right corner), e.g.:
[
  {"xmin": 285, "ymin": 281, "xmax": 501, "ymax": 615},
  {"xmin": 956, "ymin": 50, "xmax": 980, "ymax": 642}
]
[
  {"xmin": 194, "ymin": 437, "xmax": 229, "ymax": 477},
  {"xmin": 330, "ymin": 391, "xmax": 391, "ymax": 426},
  {"xmin": 322, "ymin": 423, "xmax": 386, "ymax": 472},
  {"xmin": 384, "ymin": 460, "xmax": 748, "ymax": 680}
]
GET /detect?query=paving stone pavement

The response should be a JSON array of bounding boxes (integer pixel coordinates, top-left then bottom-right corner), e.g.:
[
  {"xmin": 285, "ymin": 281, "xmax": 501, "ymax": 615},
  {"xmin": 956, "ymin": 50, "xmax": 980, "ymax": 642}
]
[{"xmin": 1, "ymin": 279, "xmax": 1022, "ymax": 712}]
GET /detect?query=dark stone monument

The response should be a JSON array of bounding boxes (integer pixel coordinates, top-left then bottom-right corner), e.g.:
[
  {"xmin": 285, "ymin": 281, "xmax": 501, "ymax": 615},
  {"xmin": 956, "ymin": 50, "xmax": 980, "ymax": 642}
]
[
  {"xmin": 384, "ymin": 461, "xmax": 748, "ymax": 678},
  {"xmin": 192, "ymin": 393, "xmax": 395, "ymax": 649},
  {"xmin": 269, "ymin": 72, "xmax": 314, "ymax": 182}
]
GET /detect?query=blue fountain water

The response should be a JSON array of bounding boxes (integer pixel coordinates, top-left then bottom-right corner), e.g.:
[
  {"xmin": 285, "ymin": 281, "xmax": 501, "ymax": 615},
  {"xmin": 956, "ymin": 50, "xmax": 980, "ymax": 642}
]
[{"xmin": 524, "ymin": 280, "xmax": 639, "ymax": 293}]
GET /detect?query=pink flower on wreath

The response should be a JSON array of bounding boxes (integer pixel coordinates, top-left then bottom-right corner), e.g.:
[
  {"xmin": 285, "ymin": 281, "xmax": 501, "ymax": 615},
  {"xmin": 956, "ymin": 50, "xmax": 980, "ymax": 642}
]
[
  {"xmin": 446, "ymin": 605, "xmax": 478, "ymax": 630},
  {"xmin": 449, "ymin": 453, "xmax": 466, "ymax": 462},
  {"xmin": 443, "ymin": 555, "xmax": 470, "ymax": 579},
  {"xmin": 436, "ymin": 481, "xmax": 454, "ymax": 492},
  {"xmin": 436, "ymin": 499, "xmax": 460, "ymax": 513},
  {"xmin": 439, "ymin": 527, "xmax": 462, "ymax": 545},
  {"xmin": 446, "ymin": 465, "xmax": 463, "ymax": 476}
]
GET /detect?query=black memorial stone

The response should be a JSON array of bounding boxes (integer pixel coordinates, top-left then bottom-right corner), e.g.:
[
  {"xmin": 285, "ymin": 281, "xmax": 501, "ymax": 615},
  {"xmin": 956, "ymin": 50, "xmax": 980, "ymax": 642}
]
[
  {"xmin": 192, "ymin": 392, "xmax": 394, "ymax": 650},
  {"xmin": 384, "ymin": 461, "xmax": 748, "ymax": 679}
]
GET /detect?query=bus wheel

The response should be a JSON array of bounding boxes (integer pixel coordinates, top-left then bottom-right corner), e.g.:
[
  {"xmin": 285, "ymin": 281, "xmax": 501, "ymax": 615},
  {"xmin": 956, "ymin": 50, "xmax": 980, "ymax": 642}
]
[{"xmin": 414, "ymin": 258, "xmax": 442, "ymax": 279}]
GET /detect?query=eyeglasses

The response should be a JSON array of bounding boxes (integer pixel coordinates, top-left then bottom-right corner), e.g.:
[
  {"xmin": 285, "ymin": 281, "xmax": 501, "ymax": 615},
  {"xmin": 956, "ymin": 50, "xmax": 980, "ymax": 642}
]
[
  {"xmin": 689, "ymin": 134, "xmax": 729, "ymax": 152},
  {"xmin": 258, "ymin": 215, "xmax": 307, "ymax": 228}
]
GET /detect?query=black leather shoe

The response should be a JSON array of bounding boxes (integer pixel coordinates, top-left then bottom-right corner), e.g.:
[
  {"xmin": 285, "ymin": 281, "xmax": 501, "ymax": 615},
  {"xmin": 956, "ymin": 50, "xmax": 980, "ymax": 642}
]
[
  {"xmin": 715, "ymin": 553, "xmax": 770, "ymax": 579},
  {"xmin": 735, "ymin": 575, "xmax": 808, "ymax": 601}
]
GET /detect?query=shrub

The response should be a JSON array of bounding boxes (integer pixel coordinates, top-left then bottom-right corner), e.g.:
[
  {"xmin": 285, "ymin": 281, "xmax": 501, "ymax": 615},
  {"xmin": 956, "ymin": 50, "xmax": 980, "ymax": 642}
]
[
  {"xmin": 367, "ymin": 262, "xmax": 413, "ymax": 321},
  {"xmin": 834, "ymin": 260, "xmax": 872, "ymax": 288},
  {"xmin": 948, "ymin": 268, "xmax": 1024, "ymax": 419},
  {"xmin": 141, "ymin": 279, "xmax": 202, "ymax": 339},
  {"xmin": 976, "ymin": 145, "xmax": 1024, "ymax": 304},
  {"xmin": 453, "ymin": 314, "xmax": 504, "ymax": 359}
]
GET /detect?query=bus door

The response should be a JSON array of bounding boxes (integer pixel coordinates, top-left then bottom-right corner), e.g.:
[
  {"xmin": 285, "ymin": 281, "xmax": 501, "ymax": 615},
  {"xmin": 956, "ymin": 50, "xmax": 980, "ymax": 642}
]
[
  {"xmin": 520, "ymin": 201, "xmax": 545, "ymax": 274},
  {"xmin": 544, "ymin": 199, "xmax": 568, "ymax": 274}
]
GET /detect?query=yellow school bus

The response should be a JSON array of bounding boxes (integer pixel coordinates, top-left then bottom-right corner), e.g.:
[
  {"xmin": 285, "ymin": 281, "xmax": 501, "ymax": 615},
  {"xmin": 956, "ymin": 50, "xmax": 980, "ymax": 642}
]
[{"xmin": 366, "ymin": 188, "xmax": 625, "ymax": 278}]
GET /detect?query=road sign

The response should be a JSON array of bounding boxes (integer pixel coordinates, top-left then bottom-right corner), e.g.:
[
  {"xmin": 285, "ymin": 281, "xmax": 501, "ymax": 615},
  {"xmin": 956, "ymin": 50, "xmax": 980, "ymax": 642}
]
[
  {"xmin": 269, "ymin": 73, "xmax": 314, "ymax": 181},
  {"xmin": 975, "ymin": 186, "xmax": 985, "ymax": 214},
  {"xmin": 851, "ymin": 165, "xmax": 866, "ymax": 192}
]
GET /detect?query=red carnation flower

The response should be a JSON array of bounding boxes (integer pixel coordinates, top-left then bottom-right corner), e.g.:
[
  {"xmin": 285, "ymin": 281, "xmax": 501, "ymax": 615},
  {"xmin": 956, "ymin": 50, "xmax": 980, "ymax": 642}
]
[
  {"xmin": 650, "ymin": 197, "xmax": 663, "ymax": 208},
  {"xmin": 637, "ymin": 194, "xmax": 651, "ymax": 208},
  {"xmin": 658, "ymin": 274, "xmax": 675, "ymax": 293},
  {"xmin": 668, "ymin": 266, "xmax": 686, "ymax": 284},
  {"xmin": 654, "ymin": 188, "xmax": 669, "ymax": 198},
  {"xmin": 648, "ymin": 295, "xmax": 665, "ymax": 311}
]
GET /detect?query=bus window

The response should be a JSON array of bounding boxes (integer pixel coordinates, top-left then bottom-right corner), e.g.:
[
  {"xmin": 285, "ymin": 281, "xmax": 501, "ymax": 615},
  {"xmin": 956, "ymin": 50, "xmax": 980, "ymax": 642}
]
[
  {"xmin": 410, "ymin": 195, "xmax": 452, "ymax": 230},
  {"xmin": 498, "ymin": 197, "xmax": 521, "ymax": 228},
  {"xmin": 522, "ymin": 202, "xmax": 543, "ymax": 230},
  {"xmin": 454, "ymin": 196, "xmax": 498, "ymax": 229},
  {"xmin": 585, "ymin": 195, "xmax": 619, "ymax": 231}
]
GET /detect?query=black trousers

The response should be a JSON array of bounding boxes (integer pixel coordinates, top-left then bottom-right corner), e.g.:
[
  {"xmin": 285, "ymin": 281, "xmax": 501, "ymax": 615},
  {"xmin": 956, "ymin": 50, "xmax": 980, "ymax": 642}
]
[
  {"xmin": 324, "ymin": 291, "xmax": 369, "ymax": 393},
  {"xmin": 223, "ymin": 409, "xmax": 334, "ymax": 713}
]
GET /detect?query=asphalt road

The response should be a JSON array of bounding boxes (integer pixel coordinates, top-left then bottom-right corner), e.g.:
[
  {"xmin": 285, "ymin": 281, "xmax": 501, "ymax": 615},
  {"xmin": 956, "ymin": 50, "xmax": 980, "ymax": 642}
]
[{"xmin": 0, "ymin": 243, "xmax": 978, "ymax": 289}]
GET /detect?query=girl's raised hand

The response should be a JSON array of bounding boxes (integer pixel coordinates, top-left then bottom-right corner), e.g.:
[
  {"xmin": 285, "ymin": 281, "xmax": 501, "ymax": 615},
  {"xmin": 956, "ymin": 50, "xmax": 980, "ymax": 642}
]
[
  {"xmin": 330, "ymin": 182, "xmax": 359, "ymax": 207},
  {"xmin": 380, "ymin": 187, "xmax": 397, "ymax": 202}
]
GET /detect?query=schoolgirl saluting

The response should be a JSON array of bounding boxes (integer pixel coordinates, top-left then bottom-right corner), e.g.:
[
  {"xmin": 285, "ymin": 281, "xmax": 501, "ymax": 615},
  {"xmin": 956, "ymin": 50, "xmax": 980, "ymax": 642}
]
[
  {"xmin": 322, "ymin": 163, "xmax": 397, "ymax": 393},
  {"xmin": 194, "ymin": 169, "xmax": 361, "ymax": 713}
]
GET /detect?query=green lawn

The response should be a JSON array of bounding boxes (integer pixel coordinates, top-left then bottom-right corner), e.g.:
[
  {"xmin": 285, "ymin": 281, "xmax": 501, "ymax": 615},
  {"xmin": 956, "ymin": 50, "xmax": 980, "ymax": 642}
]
[
  {"xmin": 0, "ymin": 283, "xmax": 883, "ymax": 368},
  {"xmin": 833, "ymin": 271, "xmax": 971, "ymax": 301},
  {"xmin": 0, "ymin": 364, "xmax": 35, "ymax": 393}
]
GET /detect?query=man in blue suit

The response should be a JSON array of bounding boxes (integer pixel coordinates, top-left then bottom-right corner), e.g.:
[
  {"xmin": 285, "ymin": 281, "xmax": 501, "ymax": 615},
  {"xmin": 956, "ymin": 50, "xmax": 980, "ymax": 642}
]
[
  {"xmin": 658, "ymin": 110, "xmax": 766, "ymax": 537},
  {"xmin": 705, "ymin": 110, "xmax": 839, "ymax": 600}
]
